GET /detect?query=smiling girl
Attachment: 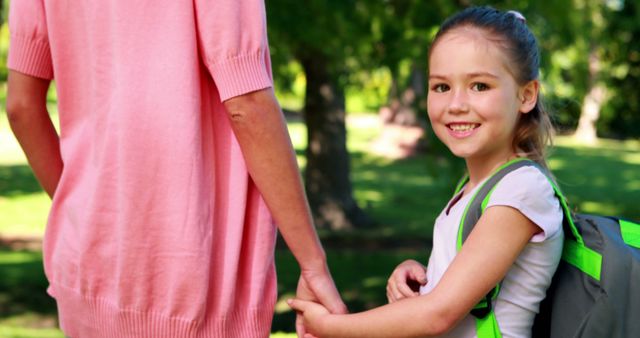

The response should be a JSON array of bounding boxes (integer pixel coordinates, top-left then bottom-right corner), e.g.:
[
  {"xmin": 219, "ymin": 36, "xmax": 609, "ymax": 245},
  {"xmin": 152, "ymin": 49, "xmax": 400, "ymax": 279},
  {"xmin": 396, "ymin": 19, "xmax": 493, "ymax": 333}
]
[{"xmin": 289, "ymin": 6, "xmax": 564, "ymax": 338}]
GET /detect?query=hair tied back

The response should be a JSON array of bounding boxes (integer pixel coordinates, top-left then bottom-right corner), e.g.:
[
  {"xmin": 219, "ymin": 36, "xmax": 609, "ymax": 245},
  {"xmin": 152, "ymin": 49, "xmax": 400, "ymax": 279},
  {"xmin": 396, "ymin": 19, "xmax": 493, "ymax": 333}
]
[{"xmin": 507, "ymin": 10, "xmax": 527, "ymax": 24}]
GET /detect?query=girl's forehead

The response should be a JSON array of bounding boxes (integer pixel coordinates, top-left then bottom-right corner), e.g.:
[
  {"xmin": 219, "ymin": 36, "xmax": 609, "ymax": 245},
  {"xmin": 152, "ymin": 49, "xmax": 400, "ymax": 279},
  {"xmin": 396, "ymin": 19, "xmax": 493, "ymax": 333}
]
[
  {"xmin": 429, "ymin": 27, "xmax": 514, "ymax": 75},
  {"xmin": 435, "ymin": 27, "xmax": 502, "ymax": 56}
]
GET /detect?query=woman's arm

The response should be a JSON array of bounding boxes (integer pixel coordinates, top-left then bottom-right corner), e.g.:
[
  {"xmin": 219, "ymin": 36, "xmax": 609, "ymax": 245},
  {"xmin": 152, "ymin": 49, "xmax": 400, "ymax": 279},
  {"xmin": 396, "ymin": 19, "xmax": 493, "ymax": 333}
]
[
  {"xmin": 6, "ymin": 70, "xmax": 62, "ymax": 198},
  {"xmin": 290, "ymin": 205, "xmax": 540, "ymax": 338},
  {"xmin": 223, "ymin": 88, "xmax": 347, "ymax": 334}
]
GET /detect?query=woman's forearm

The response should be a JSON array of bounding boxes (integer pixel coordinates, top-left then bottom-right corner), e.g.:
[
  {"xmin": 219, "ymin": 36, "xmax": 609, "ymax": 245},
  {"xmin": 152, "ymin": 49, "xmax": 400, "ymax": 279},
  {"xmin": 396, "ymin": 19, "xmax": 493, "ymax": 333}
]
[{"xmin": 223, "ymin": 88, "xmax": 326, "ymax": 270}]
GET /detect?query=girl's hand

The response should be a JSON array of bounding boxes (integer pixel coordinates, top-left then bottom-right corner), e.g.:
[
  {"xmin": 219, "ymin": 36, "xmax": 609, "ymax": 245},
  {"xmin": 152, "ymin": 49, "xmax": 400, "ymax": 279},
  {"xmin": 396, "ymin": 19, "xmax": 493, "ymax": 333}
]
[
  {"xmin": 288, "ymin": 298, "xmax": 331, "ymax": 337},
  {"xmin": 295, "ymin": 270, "xmax": 347, "ymax": 337},
  {"xmin": 386, "ymin": 259, "xmax": 427, "ymax": 303}
]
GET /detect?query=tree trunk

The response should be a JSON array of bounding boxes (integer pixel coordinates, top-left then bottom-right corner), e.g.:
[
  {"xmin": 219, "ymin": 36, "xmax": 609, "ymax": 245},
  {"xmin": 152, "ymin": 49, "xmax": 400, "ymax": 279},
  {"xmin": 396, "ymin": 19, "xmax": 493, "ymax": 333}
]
[
  {"xmin": 574, "ymin": 40, "xmax": 606, "ymax": 144},
  {"xmin": 300, "ymin": 56, "xmax": 372, "ymax": 230}
]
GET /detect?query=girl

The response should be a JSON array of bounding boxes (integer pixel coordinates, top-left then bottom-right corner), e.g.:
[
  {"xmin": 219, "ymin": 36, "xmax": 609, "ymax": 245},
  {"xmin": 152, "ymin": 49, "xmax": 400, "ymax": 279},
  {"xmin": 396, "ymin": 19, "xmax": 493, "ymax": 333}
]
[{"xmin": 288, "ymin": 6, "xmax": 564, "ymax": 338}]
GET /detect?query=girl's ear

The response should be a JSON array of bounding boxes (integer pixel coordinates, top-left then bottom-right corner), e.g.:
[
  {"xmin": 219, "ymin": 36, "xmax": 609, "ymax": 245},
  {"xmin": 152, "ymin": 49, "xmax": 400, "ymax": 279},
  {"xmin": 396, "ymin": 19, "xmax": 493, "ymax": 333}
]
[{"xmin": 519, "ymin": 80, "xmax": 539, "ymax": 114}]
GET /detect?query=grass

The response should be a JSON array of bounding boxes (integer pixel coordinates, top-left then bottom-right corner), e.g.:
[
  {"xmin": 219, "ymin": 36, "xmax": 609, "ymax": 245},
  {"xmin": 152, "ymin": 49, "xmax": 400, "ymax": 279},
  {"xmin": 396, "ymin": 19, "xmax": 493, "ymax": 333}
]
[{"xmin": 1, "ymin": 109, "xmax": 639, "ymax": 336}]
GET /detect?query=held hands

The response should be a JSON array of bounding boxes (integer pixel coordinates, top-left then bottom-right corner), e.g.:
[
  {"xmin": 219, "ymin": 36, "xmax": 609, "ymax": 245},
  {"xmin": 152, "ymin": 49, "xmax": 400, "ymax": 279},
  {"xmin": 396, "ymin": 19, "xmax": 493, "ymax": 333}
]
[
  {"xmin": 295, "ymin": 266, "xmax": 347, "ymax": 337},
  {"xmin": 386, "ymin": 259, "xmax": 427, "ymax": 303},
  {"xmin": 287, "ymin": 298, "xmax": 330, "ymax": 338}
]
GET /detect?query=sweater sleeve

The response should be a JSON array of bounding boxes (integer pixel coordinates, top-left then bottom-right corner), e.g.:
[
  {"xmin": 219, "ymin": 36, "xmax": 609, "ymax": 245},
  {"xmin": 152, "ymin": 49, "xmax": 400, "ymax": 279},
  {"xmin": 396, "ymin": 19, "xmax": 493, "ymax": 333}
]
[
  {"xmin": 8, "ymin": 0, "xmax": 53, "ymax": 80},
  {"xmin": 194, "ymin": 0, "xmax": 273, "ymax": 102}
]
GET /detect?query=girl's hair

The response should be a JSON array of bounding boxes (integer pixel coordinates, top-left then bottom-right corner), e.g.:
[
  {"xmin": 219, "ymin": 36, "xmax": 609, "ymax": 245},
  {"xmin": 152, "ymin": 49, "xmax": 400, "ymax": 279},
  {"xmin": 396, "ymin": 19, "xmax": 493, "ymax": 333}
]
[{"xmin": 430, "ymin": 6, "xmax": 554, "ymax": 168}]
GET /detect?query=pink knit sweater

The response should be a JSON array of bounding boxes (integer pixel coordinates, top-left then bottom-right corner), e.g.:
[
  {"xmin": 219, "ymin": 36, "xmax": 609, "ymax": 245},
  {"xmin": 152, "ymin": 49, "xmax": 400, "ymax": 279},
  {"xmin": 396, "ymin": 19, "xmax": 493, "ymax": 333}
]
[{"xmin": 9, "ymin": 1, "xmax": 277, "ymax": 337}]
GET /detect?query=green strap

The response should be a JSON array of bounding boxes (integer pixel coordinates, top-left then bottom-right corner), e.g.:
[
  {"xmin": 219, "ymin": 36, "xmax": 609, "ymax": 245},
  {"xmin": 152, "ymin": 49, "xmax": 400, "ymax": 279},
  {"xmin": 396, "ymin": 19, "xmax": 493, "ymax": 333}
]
[
  {"xmin": 620, "ymin": 219, "xmax": 640, "ymax": 249},
  {"xmin": 476, "ymin": 311, "xmax": 502, "ymax": 338},
  {"xmin": 562, "ymin": 239, "xmax": 602, "ymax": 281},
  {"xmin": 454, "ymin": 174, "xmax": 468, "ymax": 196},
  {"xmin": 542, "ymin": 176, "xmax": 585, "ymax": 246},
  {"xmin": 481, "ymin": 184, "xmax": 499, "ymax": 212}
]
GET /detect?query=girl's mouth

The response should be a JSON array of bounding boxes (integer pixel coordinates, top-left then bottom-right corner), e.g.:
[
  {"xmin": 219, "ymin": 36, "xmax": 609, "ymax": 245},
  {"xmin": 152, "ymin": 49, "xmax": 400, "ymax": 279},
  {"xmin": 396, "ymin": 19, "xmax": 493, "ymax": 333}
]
[{"xmin": 446, "ymin": 123, "xmax": 480, "ymax": 137}]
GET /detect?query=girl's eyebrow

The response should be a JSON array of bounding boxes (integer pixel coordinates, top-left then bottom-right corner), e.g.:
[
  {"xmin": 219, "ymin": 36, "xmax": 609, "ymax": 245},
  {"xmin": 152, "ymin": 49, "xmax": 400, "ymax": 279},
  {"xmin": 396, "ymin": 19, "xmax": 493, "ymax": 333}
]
[
  {"xmin": 428, "ymin": 74, "xmax": 448, "ymax": 81},
  {"xmin": 467, "ymin": 71, "xmax": 499, "ymax": 79},
  {"xmin": 428, "ymin": 72, "xmax": 499, "ymax": 81}
]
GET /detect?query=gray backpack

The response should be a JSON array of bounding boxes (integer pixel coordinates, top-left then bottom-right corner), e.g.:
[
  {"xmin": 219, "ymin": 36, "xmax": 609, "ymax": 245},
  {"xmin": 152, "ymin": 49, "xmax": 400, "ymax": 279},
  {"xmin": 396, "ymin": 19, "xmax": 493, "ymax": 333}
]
[{"xmin": 455, "ymin": 158, "xmax": 640, "ymax": 338}]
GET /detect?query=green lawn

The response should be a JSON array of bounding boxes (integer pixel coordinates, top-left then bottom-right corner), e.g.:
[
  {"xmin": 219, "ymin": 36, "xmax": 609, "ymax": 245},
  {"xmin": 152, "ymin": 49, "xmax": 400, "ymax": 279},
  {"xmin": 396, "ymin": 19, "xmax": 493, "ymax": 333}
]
[{"xmin": 1, "ymin": 110, "xmax": 639, "ymax": 336}]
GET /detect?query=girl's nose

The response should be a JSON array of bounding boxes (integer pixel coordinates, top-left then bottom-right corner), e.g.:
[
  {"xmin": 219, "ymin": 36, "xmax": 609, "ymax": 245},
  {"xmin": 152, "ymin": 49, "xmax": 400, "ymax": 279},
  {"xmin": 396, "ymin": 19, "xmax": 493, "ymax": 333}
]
[{"xmin": 447, "ymin": 89, "xmax": 469, "ymax": 114}]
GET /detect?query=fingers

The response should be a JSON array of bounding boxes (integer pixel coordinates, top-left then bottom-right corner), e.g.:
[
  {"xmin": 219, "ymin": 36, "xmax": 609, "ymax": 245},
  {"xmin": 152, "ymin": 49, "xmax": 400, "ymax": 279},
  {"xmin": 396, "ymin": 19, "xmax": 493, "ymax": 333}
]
[
  {"xmin": 292, "ymin": 298, "xmax": 309, "ymax": 337},
  {"xmin": 315, "ymin": 278, "xmax": 348, "ymax": 314},
  {"xmin": 300, "ymin": 272, "xmax": 348, "ymax": 315},
  {"xmin": 288, "ymin": 298, "xmax": 309, "ymax": 312},
  {"xmin": 296, "ymin": 313, "xmax": 306, "ymax": 337},
  {"xmin": 386, "ymin": 260, "xmax": 427, "ymax": 303},
  {"xmin": 410, "ymin": 264, "xmax": 428, "ymax": 285},
  {"xmin": 386, "ymin": 275, "xmax": 418, "ymax": 303}
]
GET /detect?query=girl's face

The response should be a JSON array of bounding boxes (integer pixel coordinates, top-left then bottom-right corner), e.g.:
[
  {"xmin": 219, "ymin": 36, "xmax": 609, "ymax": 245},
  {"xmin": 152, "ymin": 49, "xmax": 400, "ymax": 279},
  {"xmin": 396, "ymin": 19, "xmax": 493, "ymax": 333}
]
[{"xmin": 427, "ymin": 28, "xmax": 537, "ymax": 167}]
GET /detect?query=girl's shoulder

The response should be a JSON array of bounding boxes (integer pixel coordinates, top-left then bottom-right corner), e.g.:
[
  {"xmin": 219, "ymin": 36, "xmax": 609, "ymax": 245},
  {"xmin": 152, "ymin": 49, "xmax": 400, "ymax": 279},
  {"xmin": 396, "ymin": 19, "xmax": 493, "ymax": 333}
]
[{"xmin": 486, "ymin": 165, "xmax": 563, "ymax": 241}]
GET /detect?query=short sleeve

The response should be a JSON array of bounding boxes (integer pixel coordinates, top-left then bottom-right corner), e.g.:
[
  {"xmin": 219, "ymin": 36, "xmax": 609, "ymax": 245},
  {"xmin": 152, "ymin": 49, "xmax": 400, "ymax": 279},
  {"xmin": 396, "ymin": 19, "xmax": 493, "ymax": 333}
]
[
  {"xmin": 485, "ymin": 166, "xmax": 563, "ymax": 242},
  {"xmin": 194, "ymin": 0, "xmax": 273, "ymax": 102},
  {"xmin": 8, "ymin": 0, "xmax": 53, "ymax": 79}
]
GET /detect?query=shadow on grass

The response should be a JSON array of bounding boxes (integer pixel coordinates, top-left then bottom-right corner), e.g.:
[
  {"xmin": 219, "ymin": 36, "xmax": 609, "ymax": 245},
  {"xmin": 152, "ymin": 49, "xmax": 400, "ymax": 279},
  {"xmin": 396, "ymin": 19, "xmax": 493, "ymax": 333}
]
[
  {"xmin": 0, "ymin": 165, "xmax": 41, "ymax": 197},
  {"xmin": 0, "ymin": 248, "xmax": 57, "ymax": 320}
]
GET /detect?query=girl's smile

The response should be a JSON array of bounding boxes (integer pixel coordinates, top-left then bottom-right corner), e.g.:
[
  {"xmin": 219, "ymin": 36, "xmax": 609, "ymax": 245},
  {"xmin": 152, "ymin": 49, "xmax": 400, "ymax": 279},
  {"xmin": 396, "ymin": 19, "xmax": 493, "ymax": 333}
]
[{"xmin": 446, "ymin": 122, "xmax": 481, "ymax": 138}]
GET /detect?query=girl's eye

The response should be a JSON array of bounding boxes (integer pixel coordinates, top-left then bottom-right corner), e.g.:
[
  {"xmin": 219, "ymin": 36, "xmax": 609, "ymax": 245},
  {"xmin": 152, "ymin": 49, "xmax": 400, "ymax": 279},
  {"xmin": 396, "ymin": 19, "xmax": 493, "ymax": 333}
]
[
  {"xmin": 471, "ymin": 83, "xmax": 490, "ymax": 91},
  {"xmin": 432, "ymin": 84, "xmax": 450, "ymax": 93}
]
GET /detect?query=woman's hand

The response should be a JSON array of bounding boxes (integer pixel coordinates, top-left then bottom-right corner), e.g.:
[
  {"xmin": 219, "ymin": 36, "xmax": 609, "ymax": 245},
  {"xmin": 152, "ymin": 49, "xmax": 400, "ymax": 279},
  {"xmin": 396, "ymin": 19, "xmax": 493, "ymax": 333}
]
[
  {"xmin": 295, "ymin": 269, "xmax": 347, "ymax": 337},
  {"xmin": 386, "ymin": 259, "xmax": 427, "ymax": 303}
]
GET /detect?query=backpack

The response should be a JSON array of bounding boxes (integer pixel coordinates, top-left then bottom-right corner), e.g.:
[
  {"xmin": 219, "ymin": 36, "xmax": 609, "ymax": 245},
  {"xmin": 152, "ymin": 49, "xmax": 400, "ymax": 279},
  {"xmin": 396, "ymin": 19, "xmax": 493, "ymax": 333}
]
[{"xmin": 454, "ymin": 158, "xmax": 640, "ymax": 338}]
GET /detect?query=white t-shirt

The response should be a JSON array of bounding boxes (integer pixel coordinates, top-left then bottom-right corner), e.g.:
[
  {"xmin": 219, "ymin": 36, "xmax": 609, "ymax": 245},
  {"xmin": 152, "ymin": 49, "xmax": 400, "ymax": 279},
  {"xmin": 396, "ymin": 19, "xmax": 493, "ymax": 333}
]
[{"xmin": 420, "ymin": 166, "xmax": 564, "ymax": 338}]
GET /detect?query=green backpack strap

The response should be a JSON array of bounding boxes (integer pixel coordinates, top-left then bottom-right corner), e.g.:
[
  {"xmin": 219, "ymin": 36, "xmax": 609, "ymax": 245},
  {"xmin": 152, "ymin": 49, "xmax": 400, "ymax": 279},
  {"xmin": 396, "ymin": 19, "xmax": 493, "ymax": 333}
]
[
  {"xmin": 455, "ymin": 158, "xmax": 586, "ymax": 338},
  {"xmin": 620, "ymin": 219, "xmax": 640, "ymax": 249}
]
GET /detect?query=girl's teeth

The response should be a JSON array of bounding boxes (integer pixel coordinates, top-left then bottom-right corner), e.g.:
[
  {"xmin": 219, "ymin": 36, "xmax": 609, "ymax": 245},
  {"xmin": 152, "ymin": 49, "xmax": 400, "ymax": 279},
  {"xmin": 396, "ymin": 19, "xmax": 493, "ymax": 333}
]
[{"xmin": 450, "ymin": 124, "xmax": 477, "ymax": 131}]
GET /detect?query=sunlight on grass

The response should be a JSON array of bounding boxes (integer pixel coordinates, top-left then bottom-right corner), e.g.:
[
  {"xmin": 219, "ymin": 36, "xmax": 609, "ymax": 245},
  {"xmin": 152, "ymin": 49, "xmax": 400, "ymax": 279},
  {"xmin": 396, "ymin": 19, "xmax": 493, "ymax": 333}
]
[
  {"xmin": 0, "ymin": 250, "xmax": 41, "ymax": 264},
  {"xmin": 578, "ymin": 201, "xmax": 622, "ymax": 216},
  {"xmin": 0, "ymin": 193, "xmax": 50, "ymax": 236},
  {"xmin": 270, "ymin": 333, "xmax": 297, "ymax": 338},
  {"xmin": 274, "ymin": 292, "xmax": 297, "ymax": 315},
  {"xmin": 362, "ymin": 276, "xmax": 386, "ymax": 288},
  {"xmin": 0, "ymin": 326, "xmax": 64, "ymax": 338}
]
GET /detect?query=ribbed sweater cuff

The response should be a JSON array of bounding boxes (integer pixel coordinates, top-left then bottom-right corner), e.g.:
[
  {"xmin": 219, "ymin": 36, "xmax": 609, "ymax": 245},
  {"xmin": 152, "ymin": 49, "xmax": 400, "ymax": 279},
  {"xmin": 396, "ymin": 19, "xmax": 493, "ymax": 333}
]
[
  {"xmin": 8, "ymin": 34, "xmax": 54, "ymax": 80},
  {"xmin": 209, "ymin": 50, "xmax": 273, "ymax": 102}
]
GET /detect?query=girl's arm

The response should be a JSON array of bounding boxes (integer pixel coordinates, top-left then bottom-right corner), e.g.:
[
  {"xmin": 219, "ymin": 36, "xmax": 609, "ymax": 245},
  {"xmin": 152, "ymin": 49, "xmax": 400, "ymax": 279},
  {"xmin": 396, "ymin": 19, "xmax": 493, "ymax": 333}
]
[
  {"xmin": 290, "ymin": 205, "xmax": 540, "ymax": 338},
  {"xmin": 6, "ymin": 70, "xmax": 62, "ymax": 198}
]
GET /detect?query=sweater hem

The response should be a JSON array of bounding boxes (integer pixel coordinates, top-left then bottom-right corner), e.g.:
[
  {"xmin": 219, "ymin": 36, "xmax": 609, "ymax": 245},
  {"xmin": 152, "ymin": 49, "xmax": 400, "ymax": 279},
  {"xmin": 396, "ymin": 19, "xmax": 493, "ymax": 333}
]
[
  {"xmin": 8, "ymin": 34, "xmax": 54, "ymax": 80},
  {"xmin": 52, "ymin": 283, "xmax": 274, "ymax": 338}
]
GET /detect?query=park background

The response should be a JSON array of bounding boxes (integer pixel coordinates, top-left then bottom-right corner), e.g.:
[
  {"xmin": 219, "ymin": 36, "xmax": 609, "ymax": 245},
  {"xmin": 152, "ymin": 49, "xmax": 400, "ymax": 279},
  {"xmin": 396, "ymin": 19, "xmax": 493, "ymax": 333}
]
[{"xmin": 0, "ymin": 0, "xmax": 639, "ymax": 337}]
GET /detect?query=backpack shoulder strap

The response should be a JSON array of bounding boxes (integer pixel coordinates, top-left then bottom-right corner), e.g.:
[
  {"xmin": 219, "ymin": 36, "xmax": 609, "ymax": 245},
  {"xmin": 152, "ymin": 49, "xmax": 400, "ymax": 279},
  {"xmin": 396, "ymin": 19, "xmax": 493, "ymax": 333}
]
[
  {"xmin": 457, "ymin": 158, "xmax": 585, "ymax": 249},
  {"xmin": 457, "ymin": 158, "xmax": 533, "ymax": 250}
]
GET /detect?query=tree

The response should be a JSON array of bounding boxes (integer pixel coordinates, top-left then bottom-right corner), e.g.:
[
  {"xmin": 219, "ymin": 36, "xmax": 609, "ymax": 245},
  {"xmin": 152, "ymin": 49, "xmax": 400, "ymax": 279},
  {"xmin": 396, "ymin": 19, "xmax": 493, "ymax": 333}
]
[
  {"xmin": 573, "ymin": 0, "xmax": 609, "ymax": 144},
  {"xmin": 598, "ymin": 0, "xmax": 640, "ymax": 139},
  {"xmin": 267, "ymin": 0, "xmax": 374, "ymax": 230}
]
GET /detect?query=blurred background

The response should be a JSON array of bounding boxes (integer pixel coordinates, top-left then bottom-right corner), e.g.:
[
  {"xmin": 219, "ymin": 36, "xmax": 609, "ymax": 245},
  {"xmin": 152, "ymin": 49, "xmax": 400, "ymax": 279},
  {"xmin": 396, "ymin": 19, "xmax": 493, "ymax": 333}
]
[{"xmin": 0, "ymin": 0, "xmax": 638, "ymax": 337}]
